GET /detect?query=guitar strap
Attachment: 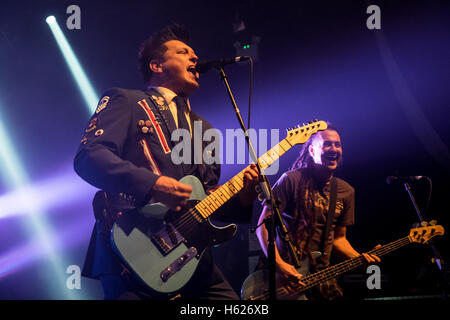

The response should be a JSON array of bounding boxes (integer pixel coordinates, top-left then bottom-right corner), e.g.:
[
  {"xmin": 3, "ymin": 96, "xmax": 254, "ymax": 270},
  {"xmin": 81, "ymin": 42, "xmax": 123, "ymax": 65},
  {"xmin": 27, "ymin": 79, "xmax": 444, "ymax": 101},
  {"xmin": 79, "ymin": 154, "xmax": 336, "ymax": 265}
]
[
  {"xmin": 321, "ymin": 177, "xmax": 338, "ymax": 258},
  {"xmin": 313, "ymin": 177, "xmax": 346, "ymax": 300}
]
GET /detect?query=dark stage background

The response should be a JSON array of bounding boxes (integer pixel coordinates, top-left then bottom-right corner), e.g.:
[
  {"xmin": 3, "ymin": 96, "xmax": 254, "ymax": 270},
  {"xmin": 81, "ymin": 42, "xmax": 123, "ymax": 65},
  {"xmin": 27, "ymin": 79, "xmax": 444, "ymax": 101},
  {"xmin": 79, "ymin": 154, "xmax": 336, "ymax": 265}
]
[{"xmin": 0, "ymin": 0, "xmax": 448, "ymax": 300}]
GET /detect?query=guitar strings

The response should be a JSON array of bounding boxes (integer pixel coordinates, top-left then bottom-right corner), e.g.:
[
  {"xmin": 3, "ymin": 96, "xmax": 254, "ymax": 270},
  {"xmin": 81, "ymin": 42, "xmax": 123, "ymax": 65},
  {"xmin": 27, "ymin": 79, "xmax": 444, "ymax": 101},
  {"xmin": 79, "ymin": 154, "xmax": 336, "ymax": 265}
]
[
  {"xmin": 154, "ymin": 173, "xmax": 247, "ymax": 241},
  {"xmin": 149, "ymin": 137, "xmax": 297, "ymax": 265},
  {"xmin": 249, "ymin": 237, "xmax": 411, "ymax": 300},
  {"xmin": 296, "ymin": 237, "xmax": 410, "ymax": 293},
  {"xmin": 253, "ymin": 237, "xmax": 410, "ymax": 300},
  {"xmin": 175, "ymin": 174, "xmax": 245, "ymax": 233},
  {"xmin": 166, "ymin": 137, "xmax": 292, "ymax": 238},
  {"xmin": 160, "ymin": 139, "xmax": 289, "ymax": 237}
]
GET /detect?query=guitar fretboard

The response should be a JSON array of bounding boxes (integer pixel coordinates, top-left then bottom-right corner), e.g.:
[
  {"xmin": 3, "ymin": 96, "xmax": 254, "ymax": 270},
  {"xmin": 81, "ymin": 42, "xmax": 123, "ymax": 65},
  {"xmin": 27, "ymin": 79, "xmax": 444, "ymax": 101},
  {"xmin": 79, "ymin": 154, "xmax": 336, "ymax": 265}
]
[
  {"xmin": 257, "ymin": 237, "xmax": 412, "ymax": 300},
  {"xmin": 247, "ymin": 224, "xmax": 442, "ymax": 300},
  {"xmin": 298, "ymin": 236, "xmax": 411, "ymax": 293},
  {"xmin": 194, "ymin": 138, "xmax": 293, "ymax": 219}
]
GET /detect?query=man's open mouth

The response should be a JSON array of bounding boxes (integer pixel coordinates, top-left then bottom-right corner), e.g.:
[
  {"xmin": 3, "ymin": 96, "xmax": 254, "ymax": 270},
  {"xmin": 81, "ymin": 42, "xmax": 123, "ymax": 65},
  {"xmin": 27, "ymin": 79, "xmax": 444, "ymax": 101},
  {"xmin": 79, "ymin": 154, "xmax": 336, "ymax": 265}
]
[
  {"xmin": 187, "ymin": 66, "xmax": 198, "ymax": 79},
  {"xmin": 325, "ymin": 153, "xmax": 339, "ymax": 161}
]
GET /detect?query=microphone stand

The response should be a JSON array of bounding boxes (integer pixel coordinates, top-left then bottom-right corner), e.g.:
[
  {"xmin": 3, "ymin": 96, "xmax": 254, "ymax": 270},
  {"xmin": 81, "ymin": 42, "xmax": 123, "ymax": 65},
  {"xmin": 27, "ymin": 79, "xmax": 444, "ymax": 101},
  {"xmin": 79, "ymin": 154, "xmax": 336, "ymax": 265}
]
[
  {"xmin": 403, "ymin": 181, "xmax": 447, "ymax": 300},
  {"xmin": 217, "ymin": 67, "xmax": 301, "ymax": 300}
]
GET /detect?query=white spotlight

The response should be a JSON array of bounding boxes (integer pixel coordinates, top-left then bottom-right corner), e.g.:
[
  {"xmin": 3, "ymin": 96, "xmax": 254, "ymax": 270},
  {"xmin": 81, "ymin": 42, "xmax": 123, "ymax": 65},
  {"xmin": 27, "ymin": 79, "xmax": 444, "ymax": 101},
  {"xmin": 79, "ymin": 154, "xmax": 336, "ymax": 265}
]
[{"xmin": 46, "ymin": 16, "xmax": 56, "ymax": 24}]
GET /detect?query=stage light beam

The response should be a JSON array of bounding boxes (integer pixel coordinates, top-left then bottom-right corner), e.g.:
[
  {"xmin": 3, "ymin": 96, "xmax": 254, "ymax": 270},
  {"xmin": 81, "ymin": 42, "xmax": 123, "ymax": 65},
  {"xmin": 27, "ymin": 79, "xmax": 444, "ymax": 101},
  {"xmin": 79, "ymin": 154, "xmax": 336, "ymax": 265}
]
[
  {"xmin": 0, "ymin": 169, "xmax": 96, "ymax": 220},
  {"xmin": 0, "ymin": 102, "xmax": 76, "ymax": 299},
  {"xmin": 46, "ymin": 15, "xmax": 56, "ymax": 24},
  {"xmin": 46, "ymin": 15, "xmax": 98, "ymax": 113}
]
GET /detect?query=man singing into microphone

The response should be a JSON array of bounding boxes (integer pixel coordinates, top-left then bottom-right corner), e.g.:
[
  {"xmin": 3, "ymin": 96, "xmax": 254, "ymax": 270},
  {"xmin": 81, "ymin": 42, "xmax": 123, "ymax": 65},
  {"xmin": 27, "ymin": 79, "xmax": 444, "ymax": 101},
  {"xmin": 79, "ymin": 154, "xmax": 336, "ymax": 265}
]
[{"xmin": 74, "ymin": 24, "xmax": 259, "ymax": 300}]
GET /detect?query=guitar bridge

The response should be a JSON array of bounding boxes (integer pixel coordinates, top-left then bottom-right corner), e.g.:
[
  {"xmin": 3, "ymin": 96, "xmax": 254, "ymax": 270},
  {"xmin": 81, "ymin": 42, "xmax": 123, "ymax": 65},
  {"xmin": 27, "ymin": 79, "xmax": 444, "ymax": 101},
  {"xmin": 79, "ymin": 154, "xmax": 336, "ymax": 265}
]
[{"xmin": 160, "ymin": 247, "xmax": 198, "ymax": 282}]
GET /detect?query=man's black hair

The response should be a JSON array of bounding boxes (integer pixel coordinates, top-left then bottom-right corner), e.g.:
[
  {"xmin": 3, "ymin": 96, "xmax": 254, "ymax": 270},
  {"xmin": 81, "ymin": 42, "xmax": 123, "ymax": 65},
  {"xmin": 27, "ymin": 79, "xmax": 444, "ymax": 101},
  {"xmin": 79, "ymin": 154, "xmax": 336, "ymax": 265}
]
[
  {"xmin": 138, "ymin": 23, "xmax": 190, "ymax": 84},
  {"xmin": 290, "ymin": 122, "xmax": 341, "ymax": 170}
]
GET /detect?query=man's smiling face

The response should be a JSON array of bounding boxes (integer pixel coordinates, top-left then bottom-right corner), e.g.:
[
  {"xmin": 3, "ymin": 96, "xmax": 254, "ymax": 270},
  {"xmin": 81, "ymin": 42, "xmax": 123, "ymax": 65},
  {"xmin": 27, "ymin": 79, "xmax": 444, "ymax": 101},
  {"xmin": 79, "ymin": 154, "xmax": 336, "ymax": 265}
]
[{"xmin": 309, "ymin": 129, "xmax": 342, "ymax": 171}]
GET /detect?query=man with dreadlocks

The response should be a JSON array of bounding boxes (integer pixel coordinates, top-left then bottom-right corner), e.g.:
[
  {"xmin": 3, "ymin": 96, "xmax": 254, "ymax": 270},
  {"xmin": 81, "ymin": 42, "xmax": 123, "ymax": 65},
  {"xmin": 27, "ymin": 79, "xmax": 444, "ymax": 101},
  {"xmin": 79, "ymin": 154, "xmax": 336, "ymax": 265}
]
[{"xmin": 255, "ymin": 124, "xmax": 380, "ymax": 300}]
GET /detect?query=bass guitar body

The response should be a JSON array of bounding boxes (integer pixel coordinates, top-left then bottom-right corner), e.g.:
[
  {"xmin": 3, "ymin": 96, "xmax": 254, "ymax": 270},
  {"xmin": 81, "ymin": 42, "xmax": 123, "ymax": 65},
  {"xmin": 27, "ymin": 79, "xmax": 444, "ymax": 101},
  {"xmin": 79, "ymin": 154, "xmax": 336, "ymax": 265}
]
[{"xmin": 241, "ymin": 252, "xmax": 321, "ymax": 300}]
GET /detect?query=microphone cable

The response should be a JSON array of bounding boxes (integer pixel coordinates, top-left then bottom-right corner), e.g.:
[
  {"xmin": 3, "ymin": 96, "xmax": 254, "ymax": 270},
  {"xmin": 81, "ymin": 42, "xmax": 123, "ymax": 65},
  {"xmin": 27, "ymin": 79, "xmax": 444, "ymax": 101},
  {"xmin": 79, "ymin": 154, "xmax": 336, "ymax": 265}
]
[{"xmin": 247, "ymin": 57, "xmax": 254, "ymax": 130}]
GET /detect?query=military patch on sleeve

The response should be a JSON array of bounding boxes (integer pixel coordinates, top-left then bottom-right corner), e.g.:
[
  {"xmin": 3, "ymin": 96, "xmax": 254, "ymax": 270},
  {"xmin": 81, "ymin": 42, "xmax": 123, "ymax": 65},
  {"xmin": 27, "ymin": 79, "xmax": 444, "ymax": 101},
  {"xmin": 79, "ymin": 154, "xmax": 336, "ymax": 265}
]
[
  {"xmin": 85, "ymin": 117, "xmax": 98, "ymax": 133},
  {"xmin": 95, "ymin": 96, "xmax": 110, "ymax": 114}
]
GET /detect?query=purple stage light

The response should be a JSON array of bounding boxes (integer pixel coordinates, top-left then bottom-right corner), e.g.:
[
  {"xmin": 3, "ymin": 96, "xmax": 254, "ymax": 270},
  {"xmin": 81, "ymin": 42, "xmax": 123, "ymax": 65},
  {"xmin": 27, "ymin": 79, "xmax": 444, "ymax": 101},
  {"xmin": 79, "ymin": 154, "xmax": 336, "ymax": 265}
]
[
  {"xmin": 0, "ymin": 169, "xmax": 97, "ymax": 220},
  {"xmin": 0, "ymin": 215, "xmax": 94, "ymax": 280}
]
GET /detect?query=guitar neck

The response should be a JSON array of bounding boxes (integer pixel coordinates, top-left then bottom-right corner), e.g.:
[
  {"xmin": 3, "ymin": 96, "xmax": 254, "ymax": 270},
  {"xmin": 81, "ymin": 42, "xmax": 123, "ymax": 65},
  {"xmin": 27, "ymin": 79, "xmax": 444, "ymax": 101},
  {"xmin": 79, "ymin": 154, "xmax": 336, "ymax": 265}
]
[
  {"xmin": 300, "ymin": 236, "xmax": 412, "ymax": 291},
  {"xmin": 194, "ymin": 137, "xmax": 293, "ymax": 219}
]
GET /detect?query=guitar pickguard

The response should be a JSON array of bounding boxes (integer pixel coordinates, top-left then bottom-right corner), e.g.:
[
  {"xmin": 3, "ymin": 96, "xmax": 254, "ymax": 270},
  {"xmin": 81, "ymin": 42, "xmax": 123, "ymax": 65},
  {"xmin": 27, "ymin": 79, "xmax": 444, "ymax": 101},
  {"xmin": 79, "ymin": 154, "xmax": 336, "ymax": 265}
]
[{"xmin": 151, "ymin": 222, "xmax": 185, "ymax": 255}]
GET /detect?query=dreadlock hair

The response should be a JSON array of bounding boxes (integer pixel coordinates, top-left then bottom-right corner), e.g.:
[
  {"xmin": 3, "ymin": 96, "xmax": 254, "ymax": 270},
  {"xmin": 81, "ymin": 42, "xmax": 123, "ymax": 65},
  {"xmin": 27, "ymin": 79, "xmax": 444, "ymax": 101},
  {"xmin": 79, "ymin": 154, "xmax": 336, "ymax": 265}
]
[
  {"xmin": 138, "ymin": 23, "xmax": 190, "ymax": 85},
  {"xmin": 284, "ymin": 122, "xmax": 341, "ymax": 262},
  {"xmin": 290, "ymin": 122, "xmax": 340, "ymax": 170}
]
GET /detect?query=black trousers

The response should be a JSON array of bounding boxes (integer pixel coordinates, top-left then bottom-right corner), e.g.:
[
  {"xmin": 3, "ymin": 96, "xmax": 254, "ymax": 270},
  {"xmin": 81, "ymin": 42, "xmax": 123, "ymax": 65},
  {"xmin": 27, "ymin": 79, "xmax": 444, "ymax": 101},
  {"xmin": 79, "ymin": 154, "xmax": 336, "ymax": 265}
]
[{"xmin": 100, "ymin": 264, "xmax": 239, "ymax": 300}]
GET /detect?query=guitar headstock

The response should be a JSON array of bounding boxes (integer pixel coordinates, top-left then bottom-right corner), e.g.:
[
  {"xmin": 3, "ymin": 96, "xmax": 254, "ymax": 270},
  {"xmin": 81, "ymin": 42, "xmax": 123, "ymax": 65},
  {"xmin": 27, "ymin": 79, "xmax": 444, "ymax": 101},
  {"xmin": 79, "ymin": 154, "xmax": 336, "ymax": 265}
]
[
  {"xmin": 285, "ymin": 120, "xmax": 328, "ymax": 146},
  {"xmin": 408, "ymin": 222, "xmax": 444, "ymax": 244}
]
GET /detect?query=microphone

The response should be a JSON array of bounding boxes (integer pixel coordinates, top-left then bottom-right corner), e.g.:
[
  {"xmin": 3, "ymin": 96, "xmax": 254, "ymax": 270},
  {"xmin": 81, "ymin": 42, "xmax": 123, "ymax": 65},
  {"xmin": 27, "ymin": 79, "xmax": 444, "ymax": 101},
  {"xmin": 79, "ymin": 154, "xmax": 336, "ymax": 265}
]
[
  {"xmin": 195, "ymin": 56, "xmax": 250, "ymax": 74},
  {"xmin": 386, "ymin": 176, "xmax": 424, "ymax": 184}
]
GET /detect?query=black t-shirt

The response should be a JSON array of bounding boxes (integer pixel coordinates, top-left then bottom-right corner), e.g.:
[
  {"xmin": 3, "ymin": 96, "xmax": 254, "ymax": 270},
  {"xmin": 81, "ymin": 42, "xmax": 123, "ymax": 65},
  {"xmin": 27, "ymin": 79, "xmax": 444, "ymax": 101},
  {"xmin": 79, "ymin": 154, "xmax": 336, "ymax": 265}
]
[{"xmin": 267, "ymin": 168, "xmax": 355, "ymax": 267}]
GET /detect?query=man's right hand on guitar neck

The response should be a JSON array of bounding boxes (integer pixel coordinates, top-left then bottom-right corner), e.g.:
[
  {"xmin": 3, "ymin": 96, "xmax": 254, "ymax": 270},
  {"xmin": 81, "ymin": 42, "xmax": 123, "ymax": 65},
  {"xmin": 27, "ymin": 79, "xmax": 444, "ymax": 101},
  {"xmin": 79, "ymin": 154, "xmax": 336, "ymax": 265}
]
[{"xmin": 151, "ymin": 176, "xmax": 193, "ymax": 212}]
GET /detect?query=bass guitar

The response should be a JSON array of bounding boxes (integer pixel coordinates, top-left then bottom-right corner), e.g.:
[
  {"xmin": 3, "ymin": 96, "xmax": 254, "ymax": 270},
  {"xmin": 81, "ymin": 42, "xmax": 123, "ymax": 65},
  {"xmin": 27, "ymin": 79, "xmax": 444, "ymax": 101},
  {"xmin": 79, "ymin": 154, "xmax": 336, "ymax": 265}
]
[
  {"xmin": 111, "ymin": 120, "xmax": 328, "ymax": 295},
  {"xmin": 241, "ymin": 223, "xmax": 444, "ymax": 300}
]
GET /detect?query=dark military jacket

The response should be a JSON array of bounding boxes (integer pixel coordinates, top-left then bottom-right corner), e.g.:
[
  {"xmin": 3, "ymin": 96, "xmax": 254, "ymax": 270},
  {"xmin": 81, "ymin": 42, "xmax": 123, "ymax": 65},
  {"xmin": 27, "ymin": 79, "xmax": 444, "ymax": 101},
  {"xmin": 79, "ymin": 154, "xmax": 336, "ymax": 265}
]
[{"xmin": 74, "ymin": 87, "xmax": 252, "ymax": 280}]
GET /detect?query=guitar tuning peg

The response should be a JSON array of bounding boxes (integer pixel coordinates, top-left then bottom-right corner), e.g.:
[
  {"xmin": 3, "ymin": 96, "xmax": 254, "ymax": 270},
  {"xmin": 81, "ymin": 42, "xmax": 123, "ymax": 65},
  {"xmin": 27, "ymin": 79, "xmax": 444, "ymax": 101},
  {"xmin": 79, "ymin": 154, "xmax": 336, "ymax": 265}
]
[
  {"xmin": 420, "ymin": 221, "xmax": 428, "ymax": 227},
  {"xmin": 429, "ymin": 220, "xmax": 437, "ymax": 226},
  {"xmin": 411, "ymin": 223, "xmax": 420, "ymax": 228}
]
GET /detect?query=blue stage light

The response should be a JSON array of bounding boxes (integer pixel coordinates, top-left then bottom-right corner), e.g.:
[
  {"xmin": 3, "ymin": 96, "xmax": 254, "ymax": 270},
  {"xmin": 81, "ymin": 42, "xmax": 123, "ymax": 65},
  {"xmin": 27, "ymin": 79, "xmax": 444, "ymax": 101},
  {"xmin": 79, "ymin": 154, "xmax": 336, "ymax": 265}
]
[
  {"xmin": 45, "ymin": 15, "xmax": 56, "ymax": 24},
  {"xmin": 0, "ymin": 102, "xmax": 79, "ymax": 299},
  {"xmin": 46, "ymin": 15, "xmax": 98, "ymax": 113}
]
